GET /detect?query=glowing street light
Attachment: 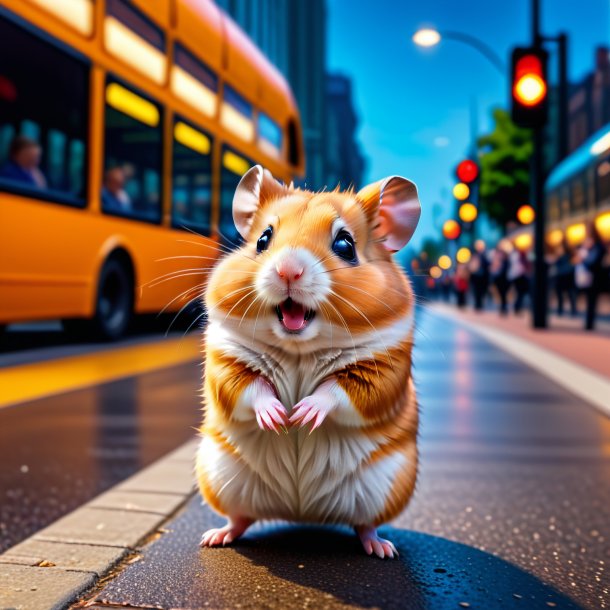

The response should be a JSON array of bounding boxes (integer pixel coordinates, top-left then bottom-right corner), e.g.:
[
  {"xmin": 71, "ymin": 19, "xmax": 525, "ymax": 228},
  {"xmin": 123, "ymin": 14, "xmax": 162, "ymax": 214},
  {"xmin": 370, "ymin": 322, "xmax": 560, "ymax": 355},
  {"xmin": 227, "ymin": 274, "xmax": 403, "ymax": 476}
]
[
  {"xmin": 412, "ymin": 28, "xmax": 441, "ymax": 48},
  {"xmin": 459, "ymin": 202, "xmax": 478, "ymax": 223},
  {"xmin": 517, "ymin": 204, "xmax": 535, "ymax": 225},
  {"xmin": 456, "ymin": 247, "xmax": 472, "ymax": 264},
  {"xmin": 442, "ymin": 219, "xmax": 461, "ymax": 240},
  {"xmin": 429, "ymin": 265, "xmax": 442, "ymax": 279},
  {"xmin": 438, "ymin": 255, "xmax": 452, "ymax": 270}
]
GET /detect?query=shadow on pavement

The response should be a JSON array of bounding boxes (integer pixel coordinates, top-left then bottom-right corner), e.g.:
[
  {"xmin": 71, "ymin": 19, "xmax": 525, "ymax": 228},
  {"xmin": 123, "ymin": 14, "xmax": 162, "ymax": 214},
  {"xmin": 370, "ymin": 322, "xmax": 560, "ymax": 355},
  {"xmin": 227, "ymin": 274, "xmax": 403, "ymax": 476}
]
[{"xmin": 93, "ymin": 497, "xmax": 584, "ymax": 609}]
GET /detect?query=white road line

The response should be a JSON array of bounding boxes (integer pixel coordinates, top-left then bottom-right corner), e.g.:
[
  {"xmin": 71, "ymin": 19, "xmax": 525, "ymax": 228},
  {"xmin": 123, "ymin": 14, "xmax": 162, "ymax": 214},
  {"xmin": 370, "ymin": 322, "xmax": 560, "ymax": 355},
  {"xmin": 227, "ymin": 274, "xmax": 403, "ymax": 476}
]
[{"xmin": 428, "ymin": 305, "xmax": 610, "ymax": 418}]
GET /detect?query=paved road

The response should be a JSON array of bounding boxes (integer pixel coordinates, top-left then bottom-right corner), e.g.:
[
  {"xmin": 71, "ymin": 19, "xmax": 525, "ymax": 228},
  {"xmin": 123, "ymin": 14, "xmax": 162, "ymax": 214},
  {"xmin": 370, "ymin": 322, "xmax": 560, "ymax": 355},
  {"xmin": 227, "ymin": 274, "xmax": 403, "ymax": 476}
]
[
  {"xmin": 84, "ymin": 308, "xmax": 609, "ymax": 610},
  {"xmin": 0, "ymin": 337, "xmax": 202, "ymax": 553}
]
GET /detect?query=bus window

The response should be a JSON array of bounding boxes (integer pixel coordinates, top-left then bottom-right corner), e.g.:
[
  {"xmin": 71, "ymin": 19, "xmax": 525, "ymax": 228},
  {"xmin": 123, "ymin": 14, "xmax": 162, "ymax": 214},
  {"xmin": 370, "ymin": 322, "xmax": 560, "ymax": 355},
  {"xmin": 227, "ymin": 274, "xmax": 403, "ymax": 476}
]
[
  {"xmin": 560, "ymin": 185, "xmax": 570, "ymax": 218},
  {"xmin": 571, "ymin": 174, "xmax": 586, "ymax": 213},
  {"xmin": 287, "ymin": 118, "xmax": 300, "ymax": 167},
  {"xmin": 548, "ymin": 191, "xmax": 560, "ymax": 222},
  {"xmin": 221, "ymin": 86, "xmax": 254, "ymax": 142},
  {"xmin": 0, "ymin": 14, "xmax": 88, "ymax": 205},
  {"xmin": 258, "ymin": 113, "xmax": 282, "ymax": 159},
  {"xmin": 219, "ymin": 146, "xmax": 253, "ymax": 246},
  {"xmin": 105, "ymin": 0, "xmax": 166, "ymax": 85},
  {"xmin": 172, "ymin": 119, "xmax": 213, "ymax": 235},
  {"xmin": 172, "ymin": 44, "xmax": 218, "ymax": 118},
  {"xmin": 596, "ymin": 157, "xmax": 610, "ymax": 207},
  {"xmin": 587, "ymin": 167, "xmax": 596, "ymax": 210},
  {"xmin": 103, "ymin": 79, "xmax": 162, "ymax": 223}
]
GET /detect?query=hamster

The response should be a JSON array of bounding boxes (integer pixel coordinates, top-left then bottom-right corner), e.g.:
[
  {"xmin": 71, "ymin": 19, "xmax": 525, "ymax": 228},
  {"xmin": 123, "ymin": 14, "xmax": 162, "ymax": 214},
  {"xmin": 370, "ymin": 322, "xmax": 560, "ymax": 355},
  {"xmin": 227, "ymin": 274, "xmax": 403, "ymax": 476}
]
[{"xmin": 196, "ymin": 166, "xmax": 421, "ymax": 558}]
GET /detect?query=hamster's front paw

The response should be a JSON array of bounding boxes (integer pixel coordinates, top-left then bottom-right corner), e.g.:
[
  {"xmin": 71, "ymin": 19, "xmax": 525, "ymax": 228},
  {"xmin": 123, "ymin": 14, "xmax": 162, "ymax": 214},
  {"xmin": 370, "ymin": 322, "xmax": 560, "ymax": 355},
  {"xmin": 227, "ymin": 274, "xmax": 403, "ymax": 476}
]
[
  {"xmin": 253, "ymin": 396, "xmax": 288, "ymax": 433},
  {"xmin": 289, "ymin": 393, "xmax": 334, "ymax": 432}
]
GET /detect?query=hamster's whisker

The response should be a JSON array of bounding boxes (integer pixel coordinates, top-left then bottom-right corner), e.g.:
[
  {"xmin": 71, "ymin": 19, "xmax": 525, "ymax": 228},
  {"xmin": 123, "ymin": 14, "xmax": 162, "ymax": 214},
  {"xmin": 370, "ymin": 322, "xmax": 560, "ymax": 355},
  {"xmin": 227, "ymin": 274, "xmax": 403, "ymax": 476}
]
[
  {"xmin": 331, "ymin": 281, "xmax": 400, "ymax": 316},
  {"xmin": 238, "ymin": 293, "xmax": 261, "ymax": 329},
  {"xmin": 210, "ymin": 286, "xmax": 255, "ymax": 310},
  {"xmin": 222, "ymin": 288, "xmax": 259, "ymax": 323},
  {"xmin": 180, "ymin": 308, "xmax": 208, "ymax": 339},
  {"xmin": 215, "ymin": 228, "xmax": 243, "ymax": 250},
  {"xmin": 250, "ymin": 299, "xmax": 266, "ymax": 349},
  {"xmin": 311, "ymin": 253, "xmax": 336, "ymax": 271},
  {"xmin": 156, "ymin": 255, "xmax": 223, "ymax": 263},
  {"xmin": 318, "ymin": 302, "xmax": 334, "ymax": 350},
  {"xmin": 322, "ymin": 299, "xmax": 369, "ymax": 376},
  {"xmin": 329, "ymin": 290, "xmax": 394, "ymax": 373},
  {"xmin": 158, "ymin": 283, "xmax": 205, "ymax": 318},
  {"xmin": 143, "ymin": 268, "xmax": 211, "ymax": 289},
  {"xmin": 165, "ymin": 291, "xmax": 205, "ymax": 336}
]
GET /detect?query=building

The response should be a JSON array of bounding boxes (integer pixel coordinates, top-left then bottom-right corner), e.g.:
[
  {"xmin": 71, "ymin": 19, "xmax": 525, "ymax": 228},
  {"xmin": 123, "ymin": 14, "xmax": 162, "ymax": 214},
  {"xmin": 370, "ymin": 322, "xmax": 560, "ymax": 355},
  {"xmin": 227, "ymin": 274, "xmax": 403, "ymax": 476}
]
[
  {"xmin": 325, "ymin": 73, "xmax": 366, "ymax": 190},
  {"xmin": 215, "ymin": 0, "xmax": 328, "ymax": 190},
  {"xmin": 568, "ymin": 47, "xmax": 610, "ymax": 153},
  {"xmin": 214, "ymin": 0, "xmax": 290, "ymax": 77}
]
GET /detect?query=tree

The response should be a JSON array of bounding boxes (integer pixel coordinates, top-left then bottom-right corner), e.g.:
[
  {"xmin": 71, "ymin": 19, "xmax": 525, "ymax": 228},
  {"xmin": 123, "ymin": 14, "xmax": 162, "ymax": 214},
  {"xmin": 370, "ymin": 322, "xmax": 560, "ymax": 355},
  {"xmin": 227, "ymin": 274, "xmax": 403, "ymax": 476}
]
[{"xmin": 477, "ymin": 108, "xmax": 533, "ymax": 229}]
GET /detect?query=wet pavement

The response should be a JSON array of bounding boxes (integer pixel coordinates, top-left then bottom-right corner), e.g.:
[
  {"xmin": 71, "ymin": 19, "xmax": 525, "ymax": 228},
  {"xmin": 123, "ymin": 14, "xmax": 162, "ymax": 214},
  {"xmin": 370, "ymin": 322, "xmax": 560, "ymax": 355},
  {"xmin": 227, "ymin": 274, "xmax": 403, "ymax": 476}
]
[
  {"xmin": 0, "ymin": 356, "xmax": 202, "ymax": 553},
  {"xmin": 84, "ymin": 308, "xmax": 610, "ymax": 610}
]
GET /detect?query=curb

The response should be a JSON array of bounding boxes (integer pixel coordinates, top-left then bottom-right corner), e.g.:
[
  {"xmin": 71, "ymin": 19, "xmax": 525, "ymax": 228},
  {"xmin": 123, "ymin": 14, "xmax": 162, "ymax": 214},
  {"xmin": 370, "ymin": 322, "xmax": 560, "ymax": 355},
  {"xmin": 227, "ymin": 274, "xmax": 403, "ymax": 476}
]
[
  {"xmin": 0, "ymin": 438, "xmax": 199, "ymax": 610},
  {"xmin": 428, "ymin": 303, "xmax": 610, "ymax": 417}
]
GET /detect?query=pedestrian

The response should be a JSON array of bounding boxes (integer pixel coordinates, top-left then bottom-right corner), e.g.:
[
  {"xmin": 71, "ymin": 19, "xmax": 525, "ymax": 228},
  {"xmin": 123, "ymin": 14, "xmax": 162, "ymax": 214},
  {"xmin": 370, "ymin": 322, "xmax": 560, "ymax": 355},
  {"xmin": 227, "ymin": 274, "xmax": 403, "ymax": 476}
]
[
  {"xmin": 508, "ymin": 248, "xmax": 531, "ymax": 314},
  {"xmin": 552, "ymin": 240, "xmax": 577, "ymax": 317},
  {"xmin": 490, "ymin": 247, "xmax": 510, "ymax": 315},
  {"xmin": 469, "ymin": 239, "xmax": 490, "ymax": 311},
  {"xmin": 454, "ymin": 264, "xmax": 470, "ymax": 308},
  {"xmin": 575, "ymin": 222, "xmax": 607, "ymax": 331}
]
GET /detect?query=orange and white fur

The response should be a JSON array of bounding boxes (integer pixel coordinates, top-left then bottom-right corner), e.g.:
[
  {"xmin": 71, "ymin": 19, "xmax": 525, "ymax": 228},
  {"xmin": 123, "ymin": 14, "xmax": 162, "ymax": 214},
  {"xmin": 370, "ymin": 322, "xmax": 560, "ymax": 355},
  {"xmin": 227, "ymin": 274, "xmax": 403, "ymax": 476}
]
[{"xmin": 197, "ymin": 166, "xmax": 421, "ymax": 558}]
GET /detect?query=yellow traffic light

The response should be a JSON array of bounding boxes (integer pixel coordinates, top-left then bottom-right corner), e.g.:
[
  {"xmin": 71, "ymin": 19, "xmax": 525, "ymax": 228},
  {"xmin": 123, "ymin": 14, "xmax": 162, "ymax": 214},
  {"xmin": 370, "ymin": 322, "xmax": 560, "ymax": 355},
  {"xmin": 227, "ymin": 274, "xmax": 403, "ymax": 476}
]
[
  {"xmin": 453, "ymin": 183, "xmax": 470, "ymax": 201},
  {"xmin": 438, "ymin": 255, "xmax": 452, "ymax": 270},
  {"xmin": 458, "ymin": 203, "xmax": 478, "ymax": 223}
]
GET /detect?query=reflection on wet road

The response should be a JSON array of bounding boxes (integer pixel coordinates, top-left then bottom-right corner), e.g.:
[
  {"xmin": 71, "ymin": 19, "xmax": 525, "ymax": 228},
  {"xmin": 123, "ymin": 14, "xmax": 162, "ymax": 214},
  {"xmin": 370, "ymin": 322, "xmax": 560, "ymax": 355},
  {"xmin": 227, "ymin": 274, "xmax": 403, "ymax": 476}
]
[
  {"xmin": 88, "ymin": 308, "xmax": 609, "ymax": 610},
  {"xmin": 0, "ymin": 354, "xmax": 201, "ymax": 552}
]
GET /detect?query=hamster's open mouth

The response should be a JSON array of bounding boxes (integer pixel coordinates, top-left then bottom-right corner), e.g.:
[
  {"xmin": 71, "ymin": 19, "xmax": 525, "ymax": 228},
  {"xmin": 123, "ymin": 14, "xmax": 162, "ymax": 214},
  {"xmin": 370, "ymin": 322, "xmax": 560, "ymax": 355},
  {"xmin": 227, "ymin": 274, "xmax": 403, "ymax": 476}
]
[{"xmin": 275, "ymin": 298, "xmax": 316, "ymax": 333}]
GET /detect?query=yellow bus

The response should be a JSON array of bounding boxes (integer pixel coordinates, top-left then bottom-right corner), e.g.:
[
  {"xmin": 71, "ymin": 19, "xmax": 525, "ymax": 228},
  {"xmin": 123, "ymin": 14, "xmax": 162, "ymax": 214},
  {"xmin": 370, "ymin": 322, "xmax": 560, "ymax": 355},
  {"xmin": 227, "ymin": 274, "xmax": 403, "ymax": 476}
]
[{"xmin": 0, "ymin": 0, "xmax": 304, "ymax": 340}]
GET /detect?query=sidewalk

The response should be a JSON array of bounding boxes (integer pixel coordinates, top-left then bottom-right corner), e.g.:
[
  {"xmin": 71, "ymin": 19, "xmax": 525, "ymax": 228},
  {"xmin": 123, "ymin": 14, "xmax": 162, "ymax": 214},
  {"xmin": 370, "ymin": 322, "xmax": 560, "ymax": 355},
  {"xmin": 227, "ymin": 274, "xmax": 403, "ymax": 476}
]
[{"xmin": 431, "ymin": 302, "xmax": 610, "ymax": 379}]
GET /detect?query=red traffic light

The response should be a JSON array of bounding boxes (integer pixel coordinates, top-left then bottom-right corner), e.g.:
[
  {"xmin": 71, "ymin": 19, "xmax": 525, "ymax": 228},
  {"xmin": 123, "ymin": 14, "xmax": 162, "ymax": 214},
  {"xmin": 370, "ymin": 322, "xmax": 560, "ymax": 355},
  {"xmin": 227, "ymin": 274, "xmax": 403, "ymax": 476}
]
[
  {"xmin": 456, "ymin": 160, "xmax": 479, "ymax": 183},
  {"xmin": 513, "ymin": 54, "xmax": 547, "ymax": 107},
  {"xmin": 510, "ymin": 47, "xmax": 548, "ymax": 128}
]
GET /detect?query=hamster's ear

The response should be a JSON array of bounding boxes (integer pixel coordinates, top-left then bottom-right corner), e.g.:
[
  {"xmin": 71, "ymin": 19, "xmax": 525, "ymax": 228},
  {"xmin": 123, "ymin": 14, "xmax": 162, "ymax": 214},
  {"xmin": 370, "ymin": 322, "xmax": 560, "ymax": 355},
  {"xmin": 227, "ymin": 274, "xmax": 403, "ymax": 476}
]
[
  {"xmin": 357, "ymin": 176, "xmax": 421, "ymax": 252},
  {"xmin": 233, "ymin": 165, "xmax": 287, "ymax": 239}
]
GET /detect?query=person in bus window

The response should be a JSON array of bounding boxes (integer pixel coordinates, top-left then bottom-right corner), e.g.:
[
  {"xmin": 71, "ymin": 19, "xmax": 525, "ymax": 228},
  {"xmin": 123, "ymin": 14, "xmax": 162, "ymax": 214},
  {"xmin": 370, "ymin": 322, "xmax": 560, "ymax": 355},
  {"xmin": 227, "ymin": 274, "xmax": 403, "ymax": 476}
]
[
  {"xmin": 0, "ymin": 135, "xmax": 47, "ymax": 189},
  {"xmin": 102, "ymin": 167, "xmax": 132, "ymax": 213}
]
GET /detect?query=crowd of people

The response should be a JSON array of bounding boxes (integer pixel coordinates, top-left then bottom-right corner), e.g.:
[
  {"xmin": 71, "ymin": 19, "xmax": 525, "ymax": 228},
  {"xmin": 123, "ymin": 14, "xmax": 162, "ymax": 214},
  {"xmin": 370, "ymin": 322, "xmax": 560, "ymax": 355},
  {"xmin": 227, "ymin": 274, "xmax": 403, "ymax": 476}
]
[{"xmin": 413, "ymin": 224, "xmax": 610, "ymax": 331}]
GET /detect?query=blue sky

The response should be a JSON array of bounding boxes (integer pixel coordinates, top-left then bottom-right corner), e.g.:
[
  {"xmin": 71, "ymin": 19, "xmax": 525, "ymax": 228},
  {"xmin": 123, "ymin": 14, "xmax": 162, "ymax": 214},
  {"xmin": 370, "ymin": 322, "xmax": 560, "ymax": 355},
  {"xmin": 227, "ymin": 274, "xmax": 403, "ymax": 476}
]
[{"xmin": 327, "ymin": 0, "xmax": 609, "ymax": 248}]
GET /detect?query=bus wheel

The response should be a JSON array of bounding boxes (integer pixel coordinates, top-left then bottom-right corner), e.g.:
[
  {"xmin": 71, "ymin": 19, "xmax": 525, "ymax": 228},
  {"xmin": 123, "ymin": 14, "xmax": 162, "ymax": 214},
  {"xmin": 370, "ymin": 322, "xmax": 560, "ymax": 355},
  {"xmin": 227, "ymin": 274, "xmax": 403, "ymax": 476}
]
[{"xmin": 64, "ymin": 255, "xmax": 134, "ymax": 341}]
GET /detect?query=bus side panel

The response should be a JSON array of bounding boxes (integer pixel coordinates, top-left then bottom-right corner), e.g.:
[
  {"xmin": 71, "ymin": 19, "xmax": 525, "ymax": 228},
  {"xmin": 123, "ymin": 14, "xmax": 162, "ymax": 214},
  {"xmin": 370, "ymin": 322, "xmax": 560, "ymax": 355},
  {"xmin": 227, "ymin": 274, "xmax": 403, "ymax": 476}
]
[
  {"xmin": 0, "ymin": 196, "xmax": 97, "ymax": 323},
  {"xmin": 0, "ymin": 194, "xmax": 220, "ymax": 324}
]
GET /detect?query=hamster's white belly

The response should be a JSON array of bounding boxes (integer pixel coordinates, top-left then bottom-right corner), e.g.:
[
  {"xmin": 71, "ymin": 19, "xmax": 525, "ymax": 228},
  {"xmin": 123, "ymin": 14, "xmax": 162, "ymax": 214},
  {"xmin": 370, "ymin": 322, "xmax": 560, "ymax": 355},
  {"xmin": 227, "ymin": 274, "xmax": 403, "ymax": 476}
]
[{"xmin": 198, "ymin": 420, "xmax": 412, "ymax": 525}]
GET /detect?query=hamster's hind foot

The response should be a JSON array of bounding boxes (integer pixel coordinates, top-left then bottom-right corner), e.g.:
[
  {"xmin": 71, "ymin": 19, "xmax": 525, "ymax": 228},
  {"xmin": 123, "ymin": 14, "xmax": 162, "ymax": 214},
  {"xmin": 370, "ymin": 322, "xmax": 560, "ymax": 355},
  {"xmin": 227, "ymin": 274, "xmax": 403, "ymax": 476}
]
[
  {"xmin": 355, "ymin": 525, "xmax": 399, "ymax": 559},
  {"xmin": 200, "ymin": 516, "xmax": 254, "ymax": 548}
]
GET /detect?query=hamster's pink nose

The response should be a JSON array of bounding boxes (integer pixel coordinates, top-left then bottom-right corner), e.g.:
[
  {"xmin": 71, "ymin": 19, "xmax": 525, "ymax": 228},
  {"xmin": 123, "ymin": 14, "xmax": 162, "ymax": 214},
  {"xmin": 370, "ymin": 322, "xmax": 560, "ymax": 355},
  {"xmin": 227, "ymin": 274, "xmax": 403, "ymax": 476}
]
[{"xmin": 276, "ymin": 260, "xmax": 304, "ymax": 282}]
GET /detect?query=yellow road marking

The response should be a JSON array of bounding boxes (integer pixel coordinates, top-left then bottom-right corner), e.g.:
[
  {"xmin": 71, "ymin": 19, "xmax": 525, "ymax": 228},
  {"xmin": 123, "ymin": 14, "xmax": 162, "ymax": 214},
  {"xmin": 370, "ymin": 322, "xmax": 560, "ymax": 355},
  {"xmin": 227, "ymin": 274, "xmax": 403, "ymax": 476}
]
[{"xmin": 0, "ymin": 336, "xmax": 202, "ymax": 409}]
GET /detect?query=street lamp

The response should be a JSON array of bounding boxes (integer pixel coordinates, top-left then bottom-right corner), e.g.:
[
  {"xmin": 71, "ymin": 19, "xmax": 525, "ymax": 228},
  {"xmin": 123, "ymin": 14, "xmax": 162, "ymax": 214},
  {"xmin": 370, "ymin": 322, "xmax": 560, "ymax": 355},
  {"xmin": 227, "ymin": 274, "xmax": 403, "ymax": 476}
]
[{"xmin": 412, "ymin": 28, "xmax": 505, "ymax": 74}]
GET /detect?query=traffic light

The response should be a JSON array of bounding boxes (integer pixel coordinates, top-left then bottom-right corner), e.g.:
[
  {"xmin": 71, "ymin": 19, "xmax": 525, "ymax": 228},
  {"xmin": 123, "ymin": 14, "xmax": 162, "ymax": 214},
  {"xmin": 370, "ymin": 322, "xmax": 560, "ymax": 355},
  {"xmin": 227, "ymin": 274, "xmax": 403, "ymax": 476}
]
[
  {"xmin": 511, "ymin": 47, "xmax": 548, "ymax": 128},
  {"xmin": 456, "ymin": 160, "xmax": 479, "ymax": 184}
]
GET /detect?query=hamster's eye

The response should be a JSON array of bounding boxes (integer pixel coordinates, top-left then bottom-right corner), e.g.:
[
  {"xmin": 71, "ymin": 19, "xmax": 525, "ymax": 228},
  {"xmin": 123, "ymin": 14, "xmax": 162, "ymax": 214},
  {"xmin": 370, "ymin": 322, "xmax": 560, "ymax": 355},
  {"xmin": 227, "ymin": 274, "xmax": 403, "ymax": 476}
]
[
  {"xmin": 332, "ymin": 229, "xmax": 357, "ymax": 263},
  {"xmin": 256, "ymin": 226, "xmax": 273, "ymax": 253}
]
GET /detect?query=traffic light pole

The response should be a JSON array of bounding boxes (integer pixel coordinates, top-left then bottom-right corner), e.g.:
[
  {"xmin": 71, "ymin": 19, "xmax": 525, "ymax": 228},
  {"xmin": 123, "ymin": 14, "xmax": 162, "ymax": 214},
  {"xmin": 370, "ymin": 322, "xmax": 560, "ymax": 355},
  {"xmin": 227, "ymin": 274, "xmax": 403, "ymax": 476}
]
[{"xmin": 531, "ymin": 0, "xmax": 548, "ymax": 329}]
